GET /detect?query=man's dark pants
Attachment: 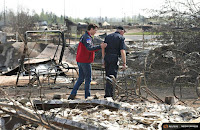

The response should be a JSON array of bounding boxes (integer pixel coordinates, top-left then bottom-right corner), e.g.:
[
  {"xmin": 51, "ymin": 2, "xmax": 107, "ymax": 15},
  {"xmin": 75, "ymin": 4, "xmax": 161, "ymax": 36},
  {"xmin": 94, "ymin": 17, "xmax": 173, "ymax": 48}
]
[{"xmin": 104, "ymin": 54, "xmax": 119, "ymax": 98}]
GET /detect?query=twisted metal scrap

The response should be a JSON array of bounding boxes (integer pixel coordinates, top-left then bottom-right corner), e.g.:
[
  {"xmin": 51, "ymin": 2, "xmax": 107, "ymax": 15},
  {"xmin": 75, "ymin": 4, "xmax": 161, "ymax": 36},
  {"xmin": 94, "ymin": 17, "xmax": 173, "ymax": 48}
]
[
  {"xmin": 106, "ymin": 74, "xmax": 164, "ymax": 103},
  {"xmin": 0, "ymin": 88, "xmax": 59, "ymax": 129}
]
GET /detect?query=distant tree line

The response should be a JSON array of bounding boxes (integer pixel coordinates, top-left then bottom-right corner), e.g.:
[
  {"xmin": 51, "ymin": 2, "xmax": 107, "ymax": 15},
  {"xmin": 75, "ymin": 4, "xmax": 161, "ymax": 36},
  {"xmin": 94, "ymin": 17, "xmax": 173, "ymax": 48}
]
[
  {"xmin": 0, "ymin": 8, "xmax": 148, "ymax": 26},
  {"xmin": 0, "ymin": 7, "xmax": 149, "ymax": 35}
]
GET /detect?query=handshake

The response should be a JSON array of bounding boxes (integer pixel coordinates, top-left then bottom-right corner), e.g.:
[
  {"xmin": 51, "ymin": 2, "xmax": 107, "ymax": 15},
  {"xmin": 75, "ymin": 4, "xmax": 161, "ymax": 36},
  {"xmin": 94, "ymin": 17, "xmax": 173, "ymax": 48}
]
[{"xmin": 100, "ymin": 42, "xmax": 107, "ymax": 49}]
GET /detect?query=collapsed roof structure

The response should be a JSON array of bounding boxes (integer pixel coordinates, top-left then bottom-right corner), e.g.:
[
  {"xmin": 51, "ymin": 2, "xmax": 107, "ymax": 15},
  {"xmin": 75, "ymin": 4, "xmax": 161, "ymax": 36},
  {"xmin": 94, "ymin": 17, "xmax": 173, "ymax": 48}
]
[{"xmin": 0, "ymin": 30, "xmax": 78, "ymax": 87}]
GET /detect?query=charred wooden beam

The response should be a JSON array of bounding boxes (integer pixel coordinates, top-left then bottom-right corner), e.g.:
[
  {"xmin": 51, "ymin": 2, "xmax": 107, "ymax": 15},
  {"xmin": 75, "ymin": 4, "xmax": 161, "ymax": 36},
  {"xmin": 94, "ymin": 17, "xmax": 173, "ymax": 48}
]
[
  {"xmin": 0, "ymin": 102, "xmax": 103, "ymax": 130},
  {"xmin": 0, "ymin": 107, "xmax": 59, "ymax": 130},
  {"xmin": 0, "ymin": 88, "xmax": 41, "ymax": 121},
  {"xmin": 0, "ymin": 103, "xmax": 40, "ymax": 121},
  {"xmin": 33, "ymin": 99, "xmax": 131, "ymax": 112}
]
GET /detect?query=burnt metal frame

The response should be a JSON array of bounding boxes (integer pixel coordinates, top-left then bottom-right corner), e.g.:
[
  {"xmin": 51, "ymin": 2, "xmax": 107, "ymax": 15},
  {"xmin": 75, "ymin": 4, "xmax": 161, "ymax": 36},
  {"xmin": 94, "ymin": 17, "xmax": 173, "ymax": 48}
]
[
  {"xmin": 106, "ymin": 71, "xmax": 164, "ymax": 103},
  {"xmin": 173, "ymin": 74, "xmax": 200, "ymax": 104},
  {"xmin": 171, "ymin": 28, "xmax": 200, "ymax": 104},
  {"xmin": 25, "ymin": 30, "xmax": 66, "ymax": 63},
  {"xmin": 16, "ymin": 30, "xmax": 78, "ymax": 87}
]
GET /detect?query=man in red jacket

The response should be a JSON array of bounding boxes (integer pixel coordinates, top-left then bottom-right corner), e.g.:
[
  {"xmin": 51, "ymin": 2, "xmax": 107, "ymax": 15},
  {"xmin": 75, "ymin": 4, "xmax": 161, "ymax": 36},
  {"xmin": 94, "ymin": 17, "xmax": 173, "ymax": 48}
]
[{"xmin": 68, "ymin": 24, "xmax": 107, "ymax": 100}]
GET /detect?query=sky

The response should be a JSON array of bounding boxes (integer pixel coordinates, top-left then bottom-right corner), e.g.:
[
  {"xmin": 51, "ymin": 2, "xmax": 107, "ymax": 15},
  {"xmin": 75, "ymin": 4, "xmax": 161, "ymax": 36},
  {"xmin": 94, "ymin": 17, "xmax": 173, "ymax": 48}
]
[{"xmin": 0, "ymin": 0, "xmax": 167, "ymax": 19}]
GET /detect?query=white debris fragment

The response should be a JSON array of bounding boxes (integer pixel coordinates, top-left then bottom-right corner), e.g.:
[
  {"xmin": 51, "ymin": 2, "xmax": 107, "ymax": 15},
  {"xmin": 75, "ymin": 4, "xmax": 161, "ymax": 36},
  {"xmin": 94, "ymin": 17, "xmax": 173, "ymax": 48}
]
[
  {"xmin": 25, "ymin": 102, "xmax": 32, "ymax": 107},
  {"xmin": 72, "ymin": 115, "xmax": 84, "ymax": 122},
  {"xmin": 142, "ymin": 112, "xmax": 160, "ymax": 117},
  {"xmin": 102, "ymin": 109, "xmax": 112, "ymax": 116},
  {"xmin": 8, "ymin": 102, "xmax": 14, "ymax": 105},
  {"xmin": 86, "ymin": 96, "xmax": 94, "ymax": 100},
  {"xmin": 105, "ymin": 97, "xmax": 114, "ymax": 102}
]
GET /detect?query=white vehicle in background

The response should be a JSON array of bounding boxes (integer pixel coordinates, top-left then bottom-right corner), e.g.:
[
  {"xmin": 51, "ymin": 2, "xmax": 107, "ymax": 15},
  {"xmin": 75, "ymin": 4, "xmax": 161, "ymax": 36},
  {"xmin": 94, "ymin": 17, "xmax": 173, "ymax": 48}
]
[{"xmin": 34, "ymin": 21, "xmax": 48, "ymax": 30}]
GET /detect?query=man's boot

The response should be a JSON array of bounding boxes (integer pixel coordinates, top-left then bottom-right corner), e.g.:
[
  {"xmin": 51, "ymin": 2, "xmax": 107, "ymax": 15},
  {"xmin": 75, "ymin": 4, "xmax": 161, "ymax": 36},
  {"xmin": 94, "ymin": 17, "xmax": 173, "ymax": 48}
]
[{"xmin": 68, "ymin": 95, "xmax": 76, "ymax": 100}]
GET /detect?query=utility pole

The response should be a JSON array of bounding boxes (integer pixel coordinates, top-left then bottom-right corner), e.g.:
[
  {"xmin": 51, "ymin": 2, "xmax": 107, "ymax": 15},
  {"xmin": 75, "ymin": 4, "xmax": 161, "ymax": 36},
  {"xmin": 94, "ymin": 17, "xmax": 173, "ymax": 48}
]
[
  {"xmin": 100, "ymin": 8, "xmax": 102, "ymax": 23},
  {"xmin": 131, "ymin": 0, "xmax": 133, "ymax": 23},
  {"xmin": 16, "ymin": 0, "xmax": 19, "ymax": 41},
  {"xmin": 64, "ymin": 0, "xmax": 65, "ymax": 22},
  {"xmin": 124, "ymin": 13, "xmax": 126, "ymax": 24},
  {"xmin": 17, "ymin": 0, "xmax": 19, "ymax": 26},
  {"xmin": 3, "ymin": 0, "xmax": 6, "ymax": 25},
  {"xmin": 142, "ymin": 17, "xmax": 145, "ymax": 50}
]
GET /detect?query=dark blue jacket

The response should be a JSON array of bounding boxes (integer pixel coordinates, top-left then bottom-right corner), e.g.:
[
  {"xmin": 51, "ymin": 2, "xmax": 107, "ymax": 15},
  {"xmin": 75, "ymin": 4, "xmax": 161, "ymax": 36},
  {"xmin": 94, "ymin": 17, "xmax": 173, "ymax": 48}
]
[{"xmin": 104, "ymin": 32, "xmax": 126, "ymax": 56}]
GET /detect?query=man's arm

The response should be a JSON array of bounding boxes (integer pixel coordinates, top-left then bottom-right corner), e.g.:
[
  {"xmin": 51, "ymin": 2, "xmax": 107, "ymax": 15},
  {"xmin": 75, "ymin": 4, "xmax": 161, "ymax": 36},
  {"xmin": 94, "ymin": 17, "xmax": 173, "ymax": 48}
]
[
  {"xmin": 101, "ymin": 44, "xmax": 105, "ymax": 67},
  {"xmin": 120, "ymin": 49, "xmax": 127, "ymax": 70},
  {"xmin": 102, "ymin": 44, "xmax": 105, "ymax": 59},
  {"xmin": 84, "ymin": 42, "xmax": 101, "ymax": 51},
  {"xmin": 82, "ymin": 37, "xmax": 101, "ymax": 51}
]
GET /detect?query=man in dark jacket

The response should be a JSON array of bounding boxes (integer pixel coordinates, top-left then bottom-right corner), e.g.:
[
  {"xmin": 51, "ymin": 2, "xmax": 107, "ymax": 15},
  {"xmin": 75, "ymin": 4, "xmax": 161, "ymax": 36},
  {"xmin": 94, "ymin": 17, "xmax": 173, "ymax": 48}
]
[
  {"xmin": 68, "ymin": 24, "xmax": 107, "ymax": 100},
  {"xmin": 102, "ymin": 26, "xmax": 127, "ymax": 98}
]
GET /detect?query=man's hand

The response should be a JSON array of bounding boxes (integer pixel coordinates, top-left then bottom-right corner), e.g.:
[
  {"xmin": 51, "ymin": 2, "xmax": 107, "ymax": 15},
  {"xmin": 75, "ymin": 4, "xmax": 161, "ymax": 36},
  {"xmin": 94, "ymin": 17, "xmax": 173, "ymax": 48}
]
[
  {"xmin": 122, "ymin": 63, "xmax": 127, "ymax": 71},
  {"xmin": 100, "ymin": 42, "xmax": 107, "ymax": 49},
  {"xmin": 101, "ymin": 58, "xmax": 105, "ymax": 68},
  {"xmin": 101, "ymin": 42, "xmax": 106, "ymax": 68},
  {"xmin": 120, "ymin": 49, "xmax": 127, "ymax": 71}
]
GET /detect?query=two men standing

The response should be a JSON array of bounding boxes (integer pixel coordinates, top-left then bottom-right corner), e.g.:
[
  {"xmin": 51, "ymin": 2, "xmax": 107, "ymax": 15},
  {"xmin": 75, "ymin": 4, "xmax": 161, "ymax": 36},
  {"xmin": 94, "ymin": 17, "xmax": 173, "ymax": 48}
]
[{"xmin": 68, "ymin": 24, "xmax": 126, "ymax": 100}]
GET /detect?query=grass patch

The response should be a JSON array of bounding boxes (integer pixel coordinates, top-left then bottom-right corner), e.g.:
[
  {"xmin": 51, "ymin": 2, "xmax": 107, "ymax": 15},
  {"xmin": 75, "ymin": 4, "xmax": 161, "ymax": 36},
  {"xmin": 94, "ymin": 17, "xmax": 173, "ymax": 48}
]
[
  {"xmin": 71, "ymin": 34, "xmax": 81, "ymax": 38},
  {"xmin": 125, "ymin": 32, "xmax": 162, "ymax": 35}
]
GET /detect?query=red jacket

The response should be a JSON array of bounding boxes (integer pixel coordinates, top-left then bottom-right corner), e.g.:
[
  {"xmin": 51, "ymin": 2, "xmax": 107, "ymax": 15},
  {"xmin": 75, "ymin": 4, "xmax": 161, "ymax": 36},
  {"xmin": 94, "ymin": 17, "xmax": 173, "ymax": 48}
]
[{"xmin": 76, "ymin": 31, "xmax": 101, "ymax": 63}]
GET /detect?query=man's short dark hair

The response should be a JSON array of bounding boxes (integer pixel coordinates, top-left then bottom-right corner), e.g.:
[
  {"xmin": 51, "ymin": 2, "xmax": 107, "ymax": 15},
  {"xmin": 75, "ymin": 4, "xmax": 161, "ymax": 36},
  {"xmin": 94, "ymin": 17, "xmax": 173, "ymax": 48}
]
[
  {"xmin": 87, "ymin": 23, "xmax": 98, "ymax": 31},
  {"xmin": 117, "ymin": 26, "xmax": 126, "ymax": 32}
]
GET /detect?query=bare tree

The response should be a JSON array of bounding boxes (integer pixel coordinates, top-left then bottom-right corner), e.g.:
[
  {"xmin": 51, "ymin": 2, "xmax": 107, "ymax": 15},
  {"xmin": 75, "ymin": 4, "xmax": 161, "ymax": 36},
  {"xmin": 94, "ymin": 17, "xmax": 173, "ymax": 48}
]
[
  {"xmin": 146, "ymin": 0, "xmax": 200, "ymax": 86},
  {"xmin": 5, "ymin": 8, "xmax": 37, "ymax": 36}
]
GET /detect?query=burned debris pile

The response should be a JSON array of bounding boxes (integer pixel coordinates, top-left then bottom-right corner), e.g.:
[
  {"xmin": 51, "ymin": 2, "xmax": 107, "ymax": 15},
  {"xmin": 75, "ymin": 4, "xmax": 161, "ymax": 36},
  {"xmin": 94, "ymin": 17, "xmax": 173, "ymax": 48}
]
[
  {"xmin": 0, "ymin": 87, "xmax": 200, "ymax": 130},
  {"xmin": 0, "ymin": 42, "xmax": 48, "ymax": 71},
  {"xmin": 145, "ymin": 36, "xmax": 200, "ymax": 86}
]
